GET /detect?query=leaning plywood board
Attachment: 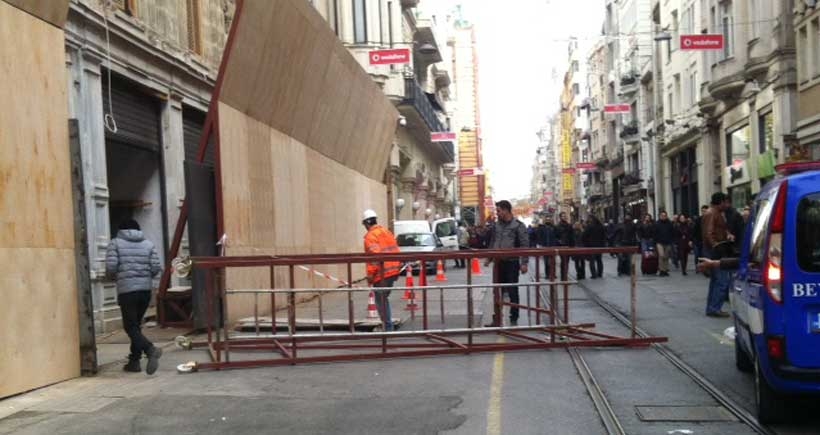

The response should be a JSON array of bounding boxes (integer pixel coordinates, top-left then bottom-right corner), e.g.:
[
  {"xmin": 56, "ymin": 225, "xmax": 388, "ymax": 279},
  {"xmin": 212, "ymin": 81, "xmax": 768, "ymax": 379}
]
[
  {"xmin": 219, "ymin": 0, "xmax": 398, "ymax": 180},
  {"xmin": 1, "ymin": 0, "xmax": 69, "ymax": 28},
  {"xmin": 0, "ymin": 1, "xmax": 78, "ymax": 398}
]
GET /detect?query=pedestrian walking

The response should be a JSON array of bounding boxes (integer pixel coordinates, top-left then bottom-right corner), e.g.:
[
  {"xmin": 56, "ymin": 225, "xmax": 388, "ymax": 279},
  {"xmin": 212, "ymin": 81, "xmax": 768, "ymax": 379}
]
[
  {"xmin": 616, "ymin": 214, "xmax": 639, "ymax": 276},
  {"xmin": 537, "ymin": 218, "xmax": 557, "ymax": 276},
  {"xmin": 456, "ymin": 223, "xmax": 469, "ymax": 268},
  {"xmin": 105, "ymin": 219, "xmax": 163, "ymax": 374},
  {"xmin": 702, "ymin": 193, "xmax": 734, "ymax": 317},
  {"xmin": 582, "ymin": 216, "xmax": 606, "ymax": 278},
  {"xmin": 553, "ymin": 212, "xmax": 574, "ymax": 281},
  {"xmin": 692, "ymin": 205, "xmax": 709, "ymax": 272},
  {"xmin": 654, "ymin": 211, "xmax": 675, "ymax": 277},
  {"xmin": 572, "ymin": 222, "xmax": 586, "ymax": 279},
  {"xmin": 675, "ymin": 214, "xmax": 693, "ymax": 275},
  {"xmin": 362, "ymin": 209, "xmax": 402, "ymax": 331},
  {"xmin": 638, "ymin": 214, "xmax": 656, "ymax": 253},
  {"xmin": 484, "ymin": 200, "xmax": 529, "ymax": 327}
]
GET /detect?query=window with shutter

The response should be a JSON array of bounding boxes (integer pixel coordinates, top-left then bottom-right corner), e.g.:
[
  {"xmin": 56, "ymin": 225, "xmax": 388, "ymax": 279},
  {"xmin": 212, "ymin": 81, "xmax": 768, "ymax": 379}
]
[{"xmin": 187, "ymin": 0, "xmax": 202, "ymax": 54}]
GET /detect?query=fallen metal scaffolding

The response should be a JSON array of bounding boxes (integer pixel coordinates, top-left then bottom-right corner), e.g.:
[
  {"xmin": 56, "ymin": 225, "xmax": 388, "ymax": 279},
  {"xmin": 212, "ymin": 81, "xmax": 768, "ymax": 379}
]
[{"xmin": 175, "ymin": 247, "xmax": 667, "ymax": 371}]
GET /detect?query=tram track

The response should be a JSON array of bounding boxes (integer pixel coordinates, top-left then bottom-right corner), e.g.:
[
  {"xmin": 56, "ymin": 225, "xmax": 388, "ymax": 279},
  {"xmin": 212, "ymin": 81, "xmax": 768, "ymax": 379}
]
[{"xmin": 574, "ymin": 281, "xmax": 776, "ymax": 435}]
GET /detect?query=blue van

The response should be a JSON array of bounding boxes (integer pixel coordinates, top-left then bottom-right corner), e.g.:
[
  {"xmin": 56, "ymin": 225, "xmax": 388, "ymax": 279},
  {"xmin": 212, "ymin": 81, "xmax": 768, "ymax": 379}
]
[{"xmin": 732, "ymin": 162, "xmax": 820, "ymax": 423}]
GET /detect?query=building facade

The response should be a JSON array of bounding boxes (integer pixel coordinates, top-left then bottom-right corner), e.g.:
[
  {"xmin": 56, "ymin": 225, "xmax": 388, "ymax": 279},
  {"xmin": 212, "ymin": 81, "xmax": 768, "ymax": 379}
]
[{"xmin": 794, "ymin": 1, "xmax": 820, "ymax": 158}]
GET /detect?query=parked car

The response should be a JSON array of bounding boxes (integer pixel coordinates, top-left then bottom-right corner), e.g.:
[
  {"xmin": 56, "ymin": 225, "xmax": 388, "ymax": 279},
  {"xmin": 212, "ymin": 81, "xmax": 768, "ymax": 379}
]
[
  {"xmin": 394, "ymin": 220, "xmax": 431, "ymax": 237},
  {"xmin": 396, "ymin": 232, "xmax": 443, "ymax": 274},
  {"xmin": 731, "ymin": 161, "xmax": 820, "ymax": 423}
]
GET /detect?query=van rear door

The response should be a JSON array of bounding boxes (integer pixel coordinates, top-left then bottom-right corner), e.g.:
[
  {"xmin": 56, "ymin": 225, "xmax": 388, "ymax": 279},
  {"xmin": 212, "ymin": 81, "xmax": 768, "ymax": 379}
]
[
  {"xmin": 784, "ymin": 178, "xmax": 820, "ymax": 368},
  {"xmin": 433, "ymin": 218, "xmax": 459, "ymax": 250}
]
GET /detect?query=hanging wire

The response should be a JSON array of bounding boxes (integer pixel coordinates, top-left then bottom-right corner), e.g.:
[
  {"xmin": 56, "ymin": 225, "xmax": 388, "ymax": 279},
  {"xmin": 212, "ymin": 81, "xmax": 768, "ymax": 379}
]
[{"xmin": 102, "ymin": 0, "xmax": 118, "ymax": 134}]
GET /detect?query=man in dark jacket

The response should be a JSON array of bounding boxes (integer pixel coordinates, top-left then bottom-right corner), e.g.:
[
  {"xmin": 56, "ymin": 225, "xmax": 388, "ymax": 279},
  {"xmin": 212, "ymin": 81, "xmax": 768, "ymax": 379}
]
[
  {"xmin": 654, "ymin": 211, "xmax": 675, "ymax": 277},
  {"xmin": 485, "ymin": 200, "xmax": 529, "ymax": 326},
  {"xmin": 106, "ymin": 219, "xmax": 163, "ymax": 374},
  {"xmin": 583, "ymin": 216, "xmax": 606, "ymax": 278},
  {"xmin": 553, "ymin": 212, "xmax": 574, "ymax": 281},
  {"xmin": 617, "ymin": 214, "xmax": 638, "ymax": 275}
]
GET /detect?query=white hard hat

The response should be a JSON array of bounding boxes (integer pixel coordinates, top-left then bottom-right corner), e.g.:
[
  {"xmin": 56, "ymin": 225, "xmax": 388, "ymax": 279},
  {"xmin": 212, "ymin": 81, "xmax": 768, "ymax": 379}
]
[{"xmin": 362, "ymin": 209, "xmax": 378, "ymax": 221}]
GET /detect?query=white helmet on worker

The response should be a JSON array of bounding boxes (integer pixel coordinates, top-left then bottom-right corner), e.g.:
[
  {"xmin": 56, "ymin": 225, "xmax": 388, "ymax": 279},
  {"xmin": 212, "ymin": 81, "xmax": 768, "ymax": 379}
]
[{"xmin": 362, "ymin": 209, "xmax": 378, "ymax": 221}]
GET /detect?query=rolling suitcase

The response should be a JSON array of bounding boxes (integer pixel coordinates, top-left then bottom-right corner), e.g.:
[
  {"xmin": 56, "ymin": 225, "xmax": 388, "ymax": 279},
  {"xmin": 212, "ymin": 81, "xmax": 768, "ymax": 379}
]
[{"xmin": 641, "ymin": 248, "xmax": 658, "ymax": 275}]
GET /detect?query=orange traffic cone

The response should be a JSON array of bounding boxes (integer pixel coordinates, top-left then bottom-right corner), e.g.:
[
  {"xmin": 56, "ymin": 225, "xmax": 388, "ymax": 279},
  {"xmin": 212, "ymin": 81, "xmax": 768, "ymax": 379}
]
[
  {"xmin": 404, "ymin": 288, "xmax": 418, "ymax": 311},
  {"xmin": 367, "ymin": 291, "xmax": 379, "ymax": 319},
  {"xmin": 402, "ymin": 265, "xmax": 415, "ymax": 300},
  {"xmin": 471, "ymin": 258, "xmax": 483, "ymax": 276},
  {"xmin": 435, "ymin": 260, "xmax": 448, "ymax": 282}
]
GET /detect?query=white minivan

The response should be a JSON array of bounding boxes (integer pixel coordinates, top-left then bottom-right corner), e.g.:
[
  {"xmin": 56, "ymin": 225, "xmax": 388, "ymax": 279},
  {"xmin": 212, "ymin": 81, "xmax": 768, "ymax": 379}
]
[{"xmin": 432, "ymin": 217, "xmax": 459, "ymax": 251}]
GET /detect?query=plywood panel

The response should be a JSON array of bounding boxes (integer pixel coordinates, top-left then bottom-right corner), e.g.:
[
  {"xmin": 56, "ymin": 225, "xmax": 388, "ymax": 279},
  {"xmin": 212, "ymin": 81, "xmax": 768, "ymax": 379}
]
[
  {"xmin": 0, "ymin": 2, "xmax": 73, "ymax": 249},
  {"xmin": 0, "ymin": 248, "xmax": 80, "ymax": 398},
  {"xmin": 1, "ymin": 0, "xmax": 69, "ymax": 28},
  {"xmin": 218, "ymin": 0, "xmax": 398, "ymax": 182}
]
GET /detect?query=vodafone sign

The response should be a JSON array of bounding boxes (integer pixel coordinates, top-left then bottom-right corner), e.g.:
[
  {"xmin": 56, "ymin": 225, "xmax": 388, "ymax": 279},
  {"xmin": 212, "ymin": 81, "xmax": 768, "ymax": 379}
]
[
  {"xmin": 369, "ymin": 48, "xmax": 411, "ymax": 65},
  {"xmin": 431, "ymin": 132, "xmax": 457, "ymax": 142},
  {"xmin": 680, "ymin": 34, "xmax": 724, "ymax": 51},
  {"xmin": 604, "ymin": 104, "xmax": 631, "ymax": 114}
]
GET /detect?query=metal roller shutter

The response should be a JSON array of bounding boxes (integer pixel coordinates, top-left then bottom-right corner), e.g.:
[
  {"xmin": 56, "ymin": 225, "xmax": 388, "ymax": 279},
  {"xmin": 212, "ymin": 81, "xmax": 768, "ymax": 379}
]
[
  {"xmin": 101, "ymin": 73, "xmax": 161, "ymax": 151},
  {"xmin": 182, "ymin": 106, "xmax": 215, "ymax": 167}
]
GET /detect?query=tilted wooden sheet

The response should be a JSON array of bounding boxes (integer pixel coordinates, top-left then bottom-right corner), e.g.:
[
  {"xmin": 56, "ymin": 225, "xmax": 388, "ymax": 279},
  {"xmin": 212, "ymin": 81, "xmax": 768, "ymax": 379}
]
[
  {"xmin": 218, "ymin": 0, "xmax": 398, "ymax": 182},
  {"xmin": 1, "ymin": 0, "xmax": 69, "ymax": 28},
  {"xmin": 0, "ymin": 1, "xmax": 79, "ymax": 398}
]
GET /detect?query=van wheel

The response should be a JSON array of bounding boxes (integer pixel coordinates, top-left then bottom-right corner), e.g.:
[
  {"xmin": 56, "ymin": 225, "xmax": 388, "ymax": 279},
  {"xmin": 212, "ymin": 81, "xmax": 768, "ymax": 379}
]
[
  {"xmin": 734, "ymin": 327, "xmax": 753, "ymax": 373},
  {"xmin": 755, "ymin": 358, "xmax": 787, "ymax": 424}
]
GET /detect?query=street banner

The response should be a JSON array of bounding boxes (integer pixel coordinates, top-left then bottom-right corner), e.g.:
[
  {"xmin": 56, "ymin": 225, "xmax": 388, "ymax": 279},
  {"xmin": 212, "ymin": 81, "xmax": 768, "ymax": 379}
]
[
  {"xmin": 431, "ymin": 132, "xmax": 457, "ymax": 142},
  {"xmin": 369, "ymin": 48, "xmax": 411, "ymax": 65},
  {"xmin": 680, "ymin": 34, "xmax": 724, "ymax": 51},
  {"xmin": 604, "ymin": 104, "xmax": 631, "ymax": 114},
  {"xmin": 576, "ymin": 162, "xmax": 598, "ymax": 171},
  {"xmin": 562, "ymin": 168, "xmax": 576, "ymax": 174}
]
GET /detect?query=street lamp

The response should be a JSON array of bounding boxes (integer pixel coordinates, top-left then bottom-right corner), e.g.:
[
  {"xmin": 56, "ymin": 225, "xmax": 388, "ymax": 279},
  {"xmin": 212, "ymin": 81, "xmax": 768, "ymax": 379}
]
[{"xmin": 395, "ymin": 198, "xmax": 405, "ymax": 217}]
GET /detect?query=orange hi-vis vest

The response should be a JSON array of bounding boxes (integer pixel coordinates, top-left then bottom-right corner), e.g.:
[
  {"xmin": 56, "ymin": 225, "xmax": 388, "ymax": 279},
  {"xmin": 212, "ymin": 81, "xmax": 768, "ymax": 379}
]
[{"xmin": 364, "ymin": 225, "xmax": 402, "ymax": 283}]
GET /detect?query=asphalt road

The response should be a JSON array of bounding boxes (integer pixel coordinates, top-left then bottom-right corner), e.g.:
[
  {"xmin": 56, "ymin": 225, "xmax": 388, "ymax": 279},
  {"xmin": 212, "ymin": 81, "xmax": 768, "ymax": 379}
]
[{"xmin": 1, "ymin": 257, "xmax": 817, "ymax": 434}]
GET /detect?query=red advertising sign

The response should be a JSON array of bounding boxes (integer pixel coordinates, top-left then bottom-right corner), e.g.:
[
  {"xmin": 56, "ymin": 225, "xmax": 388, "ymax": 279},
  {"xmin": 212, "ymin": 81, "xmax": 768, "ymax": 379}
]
[
  {"xmin": 457, "ymin": 168, "xmax": 484, "ymax": 177},
  {"xmin": 680, "ymin": 34, "xmax": 724, "ymax": 51},
  {"xmin": 576, "ymin": 162, "xmax": 598, "ymax": 171},
  {"xmin": 431, "ymin": 132, "xmax": 457, "ymax": 142},
  {"xmin": 604, "ymin": 104, "xmax": 631, "ymax": 114},
  {"xmin": 368, "ymin": 48, "xmax": 411, "ymax": 65},
  {"xmin": 562, "ymin": 168, "xmax": 577, "ymax": 174}
]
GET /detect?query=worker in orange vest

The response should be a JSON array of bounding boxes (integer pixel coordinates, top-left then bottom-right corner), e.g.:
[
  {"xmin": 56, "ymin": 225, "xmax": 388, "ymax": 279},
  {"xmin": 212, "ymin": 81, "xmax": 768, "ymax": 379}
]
[{"xmin": 362, "ymin": 209, "xmax": 402, "ymax": 331}]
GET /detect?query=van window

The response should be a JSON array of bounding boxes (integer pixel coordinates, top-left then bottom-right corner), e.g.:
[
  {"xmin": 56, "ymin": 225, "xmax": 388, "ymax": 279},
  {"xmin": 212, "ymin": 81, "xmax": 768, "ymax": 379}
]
[
  {"xmin": 397, "ymin": 233, "xmax": 436, "ymax": 247},
  {"xmin": 796, "ymin": 193, "xmax": 820, "ymax": 272},
  {"xmin": 435, "ymin": 220, "xmax": 457, "ymax": 238},
  {"xmin": 749, "ymin": 198, "xmax": 774, "ymax": 265}
]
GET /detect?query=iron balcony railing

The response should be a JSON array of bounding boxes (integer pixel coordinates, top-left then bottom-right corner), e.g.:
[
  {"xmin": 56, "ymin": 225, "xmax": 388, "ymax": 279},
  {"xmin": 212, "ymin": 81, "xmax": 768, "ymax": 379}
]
[{"xmin": 403, "ymin": 77, "xmax": 446, "ymax": 133}]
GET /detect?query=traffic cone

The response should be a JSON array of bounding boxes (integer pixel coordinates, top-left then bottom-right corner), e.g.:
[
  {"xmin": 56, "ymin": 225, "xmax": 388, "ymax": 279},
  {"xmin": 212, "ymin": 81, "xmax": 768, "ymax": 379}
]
[
  {"xmin": 367, "ymin": 291, "xmax": 379, "ymax": 319},
  {"xmin": 471, "ymin": 258, "xmax": 483, "ymax": 275},
  {"xmin": 435, "ymin": 260, "xmax": 448, "ymax": 282},
  {"xmin": 402, "ymin": 265, "xmax": 415, "ymax": 300},
  {"xmin": 405, "ymin": 289, "xmax": 418, "ymax": 311}
]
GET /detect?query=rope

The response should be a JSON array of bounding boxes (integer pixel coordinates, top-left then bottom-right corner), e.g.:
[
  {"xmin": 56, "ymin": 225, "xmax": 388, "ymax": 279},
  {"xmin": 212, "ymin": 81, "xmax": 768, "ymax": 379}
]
[{"xmin": 101, "ymin": 1, "xmax": 118, "ymax": 133}]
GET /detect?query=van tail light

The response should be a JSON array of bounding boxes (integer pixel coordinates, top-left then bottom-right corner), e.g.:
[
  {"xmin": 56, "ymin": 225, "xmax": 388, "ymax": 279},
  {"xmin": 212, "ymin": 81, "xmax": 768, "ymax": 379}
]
[
  {"xmin": 764, "ymin": 182, "xmax": 787, "ymax": 304},
  {"xmin": 766, "ymin": 336, "xmax": 785, "ymax": 361}
]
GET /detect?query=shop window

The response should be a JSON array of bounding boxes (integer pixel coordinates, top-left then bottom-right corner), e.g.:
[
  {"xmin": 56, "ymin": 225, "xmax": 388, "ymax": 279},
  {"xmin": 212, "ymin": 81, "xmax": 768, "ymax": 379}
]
[{"xmin": 726, "ymin": 125, "xmax": 751, "ymax": 166}]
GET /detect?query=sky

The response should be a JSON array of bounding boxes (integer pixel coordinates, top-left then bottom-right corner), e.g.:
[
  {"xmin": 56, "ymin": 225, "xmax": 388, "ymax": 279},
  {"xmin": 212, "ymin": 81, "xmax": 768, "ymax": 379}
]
[{"xmin": 469, "ymin": 0, "xmax": 606, "ymax": 200}]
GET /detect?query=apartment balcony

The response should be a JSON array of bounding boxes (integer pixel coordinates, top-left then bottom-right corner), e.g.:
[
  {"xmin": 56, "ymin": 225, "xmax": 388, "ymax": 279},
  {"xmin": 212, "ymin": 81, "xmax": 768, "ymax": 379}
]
[
  {"xmin": 622, "ymin": 170, "xmax": 642, "ymax": 187},
  {"xmin": 745, "ymin": 37, "xmax": 772, "ymax": 81},
  {"xmin": 708, "ymin": 59, "xmax": 746, "ymax": 102},
  {"xmin": 588, "ymin": 183, "xmax": 604, "ymax": 199},
  {"xmin": 619, "ymin": 73, "xmax": 639, "ymax": 98},
  {"xmin": 619, "ymin": 121, "xmax": 640, "ymax": 144},
  {"xmin": 399, "ymin": 78, "xmax": 453, "ymax": 162}
]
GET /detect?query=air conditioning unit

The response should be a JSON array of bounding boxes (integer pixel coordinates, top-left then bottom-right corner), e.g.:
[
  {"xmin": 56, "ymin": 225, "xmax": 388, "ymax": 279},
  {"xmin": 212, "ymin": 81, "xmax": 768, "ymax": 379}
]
[{"xmin": 723, "ymin": 160, "xmax": 751, "ymax": 186}]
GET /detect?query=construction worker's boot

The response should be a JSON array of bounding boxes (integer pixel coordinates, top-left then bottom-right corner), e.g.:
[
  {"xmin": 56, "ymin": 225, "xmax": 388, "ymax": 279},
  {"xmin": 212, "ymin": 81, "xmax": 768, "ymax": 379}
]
[{"xmin": 123, "ymin": 359, "xmax": 141, "ymax": 373}]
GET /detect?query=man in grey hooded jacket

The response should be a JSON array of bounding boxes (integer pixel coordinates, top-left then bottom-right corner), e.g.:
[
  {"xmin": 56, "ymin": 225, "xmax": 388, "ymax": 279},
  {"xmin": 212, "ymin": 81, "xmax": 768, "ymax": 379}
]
[{"xmin": 106, "ymin": 219, "xmax": 163, "ymax": 374}]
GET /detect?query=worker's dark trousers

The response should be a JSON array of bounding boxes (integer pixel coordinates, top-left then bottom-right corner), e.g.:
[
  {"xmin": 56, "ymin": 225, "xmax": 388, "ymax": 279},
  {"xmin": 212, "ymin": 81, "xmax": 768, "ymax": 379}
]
[
  {"xmin": 498, "ymin": 260, "xmax": 521, "ymax": 322},
  {"xmin": 118, "ymin": 291, "xmax": 154, "ymax": 361}
]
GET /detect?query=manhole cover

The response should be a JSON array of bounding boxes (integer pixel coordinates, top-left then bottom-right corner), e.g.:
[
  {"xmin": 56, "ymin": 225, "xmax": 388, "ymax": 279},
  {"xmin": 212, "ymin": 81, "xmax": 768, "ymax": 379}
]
[{"xmin": 635, "ymin": 405, "xmax": 738, "ymax": 422}]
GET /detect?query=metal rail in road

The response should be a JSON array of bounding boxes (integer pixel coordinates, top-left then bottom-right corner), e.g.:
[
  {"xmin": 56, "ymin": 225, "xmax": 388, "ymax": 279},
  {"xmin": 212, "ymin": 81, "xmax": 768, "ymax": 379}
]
[{"xmin": 578, "ymin": 282, "xmax": 775, "ymax": 435}]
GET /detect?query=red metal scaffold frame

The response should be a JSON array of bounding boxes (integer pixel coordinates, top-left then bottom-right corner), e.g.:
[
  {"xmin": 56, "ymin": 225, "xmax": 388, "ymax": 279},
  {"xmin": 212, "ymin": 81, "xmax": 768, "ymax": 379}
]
[{"xmin": 175, "ymin": 247, "xmax": 667, "ymax": 371}]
